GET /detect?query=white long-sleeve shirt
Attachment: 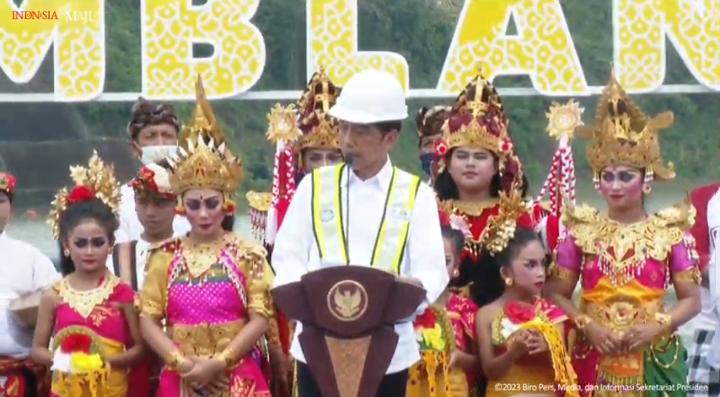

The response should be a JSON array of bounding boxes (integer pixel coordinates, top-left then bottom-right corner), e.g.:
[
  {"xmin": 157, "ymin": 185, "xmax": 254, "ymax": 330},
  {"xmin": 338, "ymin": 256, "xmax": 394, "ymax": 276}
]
[
  {"xmin": 0, "ymin": 231, "xmax": 60, "ymax": 357},
  {"xmin": 272, "ymin": 158, "xmax": 448, "ymax": 374}
]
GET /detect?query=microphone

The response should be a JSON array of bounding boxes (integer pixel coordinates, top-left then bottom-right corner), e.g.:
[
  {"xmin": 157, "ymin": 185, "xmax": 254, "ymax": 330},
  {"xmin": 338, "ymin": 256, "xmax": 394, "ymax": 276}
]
[{"xmin": 344, "ymin": 155, "xmax": 353, "ymax": 265}]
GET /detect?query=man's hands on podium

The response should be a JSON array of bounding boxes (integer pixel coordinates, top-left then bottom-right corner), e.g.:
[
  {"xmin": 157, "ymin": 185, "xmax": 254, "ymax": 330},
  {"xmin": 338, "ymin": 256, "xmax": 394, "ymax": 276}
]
[{"xmin": 397, "ymin": 276, "xmax": 423, "ymax": 288}]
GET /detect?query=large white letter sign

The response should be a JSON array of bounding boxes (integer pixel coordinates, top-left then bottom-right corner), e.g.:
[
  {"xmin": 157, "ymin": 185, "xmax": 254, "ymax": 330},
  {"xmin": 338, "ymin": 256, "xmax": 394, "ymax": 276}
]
[
  {"xmin": 307, "ymin": 0, "xmax": 409, "ymax": 90},
  {"xmin": 0, "ymin": 0, "xmax": 105, "ymax": 101},
  {"xmin": 142, "ymin": 0, "xmax": 266, "ymax": 98},
  {"xmin": 438, "ymin": 0, "xmax": 588, "ymax": 96},
  {"xmin": 614, "ymin": 0, "xmax": 720, "ymax": 92}
]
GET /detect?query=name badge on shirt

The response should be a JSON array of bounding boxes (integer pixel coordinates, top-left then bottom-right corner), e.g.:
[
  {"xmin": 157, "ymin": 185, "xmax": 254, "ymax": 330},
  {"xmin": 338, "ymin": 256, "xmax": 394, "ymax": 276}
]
[
  {"xmin": 389, "ymin": 204, "xmax": 410, "ymax": 221},
  {"xmin": 321, "ymin": 209, "xmax": 335, "ymax": 223}
]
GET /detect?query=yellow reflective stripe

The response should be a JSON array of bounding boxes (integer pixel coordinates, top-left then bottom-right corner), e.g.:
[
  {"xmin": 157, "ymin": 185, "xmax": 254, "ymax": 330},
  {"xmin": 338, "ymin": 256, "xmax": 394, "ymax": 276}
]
[
  {"xmin": 370, "ymin": 169, "xmax": 420, "ymax": 273},
  {"xmin": 312, "ymin": 165, "xmax": 348, "ymax": 264},
  {"xmin": 311, "ymin": 169, "xmax": 327, "ymax": 259},
  {"xmin": 333, "ymin": 164, "xmax": 348, "ymax": 264},
  {"xmin": 390, "ymin": 176, "xmax": 421, "ymax": 273},
  {"xmin": 370, "ymin": 169, "xmax": 398, "ymax": 266}
]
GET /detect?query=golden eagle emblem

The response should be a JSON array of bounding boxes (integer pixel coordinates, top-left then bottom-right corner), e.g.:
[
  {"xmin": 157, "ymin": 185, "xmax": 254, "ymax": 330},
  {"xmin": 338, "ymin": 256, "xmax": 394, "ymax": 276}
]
[{"xmin": 327, "ymin": 280, "xmax": 368, "ymax": 322}]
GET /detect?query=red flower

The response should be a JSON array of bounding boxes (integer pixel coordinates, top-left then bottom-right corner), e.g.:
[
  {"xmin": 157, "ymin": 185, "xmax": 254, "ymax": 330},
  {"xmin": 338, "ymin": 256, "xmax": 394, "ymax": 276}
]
[
  {"xmin": 0, "ymin": 172, "xmax": 16, "ymax": 194},
  {"xmin": 60, "ymin": 334, "xmax": 92, "ymax": 354},
  {"xmin": 499, "ymin": 138, "xmax": 514, "ymax": 154},
  {"xmin": 67, "ymin": 185, "xmax": 96, "ymax": 204},
  {"xmin": 504, "ymin": 300, "xmax": 536, "ymax": 324},
  {"xmin": 414, "ymin": 308, "xmax": 437, "ymax": 329},
  {"xmin": 434, "ymin": 139, "xmax": 449, "ymax": 157}
]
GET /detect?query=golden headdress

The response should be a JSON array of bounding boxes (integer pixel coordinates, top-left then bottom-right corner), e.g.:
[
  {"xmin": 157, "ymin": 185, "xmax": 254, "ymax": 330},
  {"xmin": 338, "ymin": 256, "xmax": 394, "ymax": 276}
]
[
  {"xmin": 438, "ymin": 69, "xmax": 511, "ymax": 155},
  {"xmin": 436, "ymin": 68, "xmax": 524, "ymax": 194},
  {"xmin": 266, "ymin": 68, "xmax": 341, "ymax": 150},
  {"xmin": 48, "ymin": 151, "xmax": 121, "ymax": 239},
  {"xmin": 167, "ymin": 75, "xmax": 244, "ymax": 195},
  {"xmin": 578, "ymin": 71, "xmax": 675, "ymax": 180}
]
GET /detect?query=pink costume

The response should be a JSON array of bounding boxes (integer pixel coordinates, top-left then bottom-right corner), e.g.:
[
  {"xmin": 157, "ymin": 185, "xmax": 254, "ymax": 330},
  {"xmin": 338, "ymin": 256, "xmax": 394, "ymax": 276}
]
[
  {"xmin": 552, "ymin": 204, "xmax": 701, "ymax": 396},
  {"xmin": 50, "ymin": 275, "xmax": 135, "ymax": 397},
  {"xmin": 140, "ymin": 236, "xmax": 273, "ymax": 397}
]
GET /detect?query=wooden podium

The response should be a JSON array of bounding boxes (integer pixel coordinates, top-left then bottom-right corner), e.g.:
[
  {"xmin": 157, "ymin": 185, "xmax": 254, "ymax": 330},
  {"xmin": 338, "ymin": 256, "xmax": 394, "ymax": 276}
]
[{"xmin": 272, "ymin": 266, "xmax": 425, "ymax": 397}]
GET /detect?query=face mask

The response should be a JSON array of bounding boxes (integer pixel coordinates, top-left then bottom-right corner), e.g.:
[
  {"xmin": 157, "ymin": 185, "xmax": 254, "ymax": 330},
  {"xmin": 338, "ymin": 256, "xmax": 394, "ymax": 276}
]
[
  {"xmin": 419, "ymin": 153, "xmax": 434, "ymax": 177},
  {"xmin": 140, "ymin": 145, "xmax": 178, "ymax": 165}
]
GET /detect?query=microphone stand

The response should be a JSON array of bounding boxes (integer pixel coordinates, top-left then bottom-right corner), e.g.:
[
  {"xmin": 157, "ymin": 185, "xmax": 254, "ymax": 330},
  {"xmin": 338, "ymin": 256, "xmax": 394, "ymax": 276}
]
[{"xmin": 344, "ymin": 156, "xmax": 353, "ymax": 265}]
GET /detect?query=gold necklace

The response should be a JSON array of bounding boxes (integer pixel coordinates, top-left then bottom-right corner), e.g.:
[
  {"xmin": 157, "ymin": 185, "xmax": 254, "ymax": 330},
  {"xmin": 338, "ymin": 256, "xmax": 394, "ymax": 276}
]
[
  {"xmin": 58, "ymin": 274, "xmax": 119, "ymax": 318},
  {"xmin": 182, "ymin": 233, "xmax": 234, "ymax": 277},
  {"xmin": 443, "ymin": 198, "xmax": 499, "ymax": 216}
]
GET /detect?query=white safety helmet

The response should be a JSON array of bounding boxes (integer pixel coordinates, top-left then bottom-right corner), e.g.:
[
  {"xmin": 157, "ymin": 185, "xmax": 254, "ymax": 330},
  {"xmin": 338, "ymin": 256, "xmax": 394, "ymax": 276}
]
[{"xmin": 328, "ymin": 70, "xmax": 408, "ymax": 124}]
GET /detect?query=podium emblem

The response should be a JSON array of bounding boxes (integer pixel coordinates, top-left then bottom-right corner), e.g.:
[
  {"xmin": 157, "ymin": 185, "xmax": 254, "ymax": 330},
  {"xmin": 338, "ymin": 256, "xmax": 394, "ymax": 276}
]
[{"xmin": 327, "ymin": 280, "xmax": 368, "ymax": 322}]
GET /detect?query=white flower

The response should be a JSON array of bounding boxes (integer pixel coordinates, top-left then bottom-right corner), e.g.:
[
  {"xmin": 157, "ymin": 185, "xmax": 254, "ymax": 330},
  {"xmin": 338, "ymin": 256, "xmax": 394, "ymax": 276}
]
[{"xmin": 146, "ymin": 163, "xmax": 172, "ymax": 194}]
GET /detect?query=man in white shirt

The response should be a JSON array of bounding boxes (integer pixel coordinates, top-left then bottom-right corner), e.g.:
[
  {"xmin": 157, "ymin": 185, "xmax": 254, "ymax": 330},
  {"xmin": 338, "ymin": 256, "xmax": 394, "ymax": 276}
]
[
  {"xmin": 272, "ymin": 70, "xmax": 448, "ymax": 396},
  {"xmin": 0, "ymin": 172, "xmax": 60, "ymax": 396},
  {"xmin": 116, "ymin": 97, "xmax": 190, "ymax": 244},
  {"xmin": 687, "ymin": 183, "xmax": 720, "ymax": 397}
]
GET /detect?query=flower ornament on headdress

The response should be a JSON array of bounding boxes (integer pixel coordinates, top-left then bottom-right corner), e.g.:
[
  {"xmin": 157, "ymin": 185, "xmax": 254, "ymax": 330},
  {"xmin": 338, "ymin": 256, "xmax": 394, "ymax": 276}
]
[
  {"xmin": 436, "ymin": 68, "xmax": 524, "ymax": 193},
  {"xmin": 48, "ymin": 151, "xmax": 121, "ymax": 239},
  {"xmin": 578, "ymin": 71, "xmax": 675, "ymax": 182},
  {"xmin": 167, "ymin": 75, "xmax": 243, "ymax": 212},
  {"xmin": 0, "ymin": 172, "xmax": 16, "ymax": 194},
  {"xmin": 130, "ymin": 162, "xmax": 175, "ymax": 201}
]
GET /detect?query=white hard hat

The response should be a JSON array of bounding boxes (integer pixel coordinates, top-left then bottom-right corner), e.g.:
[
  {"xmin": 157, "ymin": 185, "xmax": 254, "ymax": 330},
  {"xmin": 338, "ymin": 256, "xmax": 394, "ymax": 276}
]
[{"xmin": 328, "ymin": 70, "xmax": 408, "ymax": 124}]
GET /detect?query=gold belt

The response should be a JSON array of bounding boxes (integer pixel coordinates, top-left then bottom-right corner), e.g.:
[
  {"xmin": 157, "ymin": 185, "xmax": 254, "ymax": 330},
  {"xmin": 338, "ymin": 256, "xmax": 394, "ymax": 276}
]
[
  {"xmin": 169, "ymin": 319, "xmax": 247, "ymax": 357},
  {"xmin": 583, "ymin": 297, "xmax": 663, "ymax": 333}
]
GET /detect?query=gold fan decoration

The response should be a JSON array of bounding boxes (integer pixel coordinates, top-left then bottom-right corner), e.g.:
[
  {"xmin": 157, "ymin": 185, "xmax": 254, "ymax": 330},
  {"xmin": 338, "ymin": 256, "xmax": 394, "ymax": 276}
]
[
  {"xmin": 546, "ymin": 100, "xmax": 584, "ymax": 141},
  {"xmin": 266, "ymin": 103, "xmax": 302, "ymax": 144},
  {"xmin": 48, "ymin": 151, "xmax": 121, "ymax": 239}
]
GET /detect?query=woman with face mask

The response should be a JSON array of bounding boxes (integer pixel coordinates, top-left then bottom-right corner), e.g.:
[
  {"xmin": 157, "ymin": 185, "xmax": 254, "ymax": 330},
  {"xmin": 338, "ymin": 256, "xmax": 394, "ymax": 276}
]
[
  {"xmin": 138, "ymin": 77, "xmax": 274, "ymax": 397},
  {"xmin": 544, "ymin": 73, "xmax": 701, "ymax": 397},
  {"xmin": 117, "ymin": 97, "xmax": 190, "ymax": 244}
]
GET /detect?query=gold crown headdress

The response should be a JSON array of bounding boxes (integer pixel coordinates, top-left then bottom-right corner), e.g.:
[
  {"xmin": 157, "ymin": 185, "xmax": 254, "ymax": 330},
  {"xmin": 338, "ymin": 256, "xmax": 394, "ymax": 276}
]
[
  {"xmin": 266, "ymin": 68, "xmax": 341, "ymax": 150},
  {"xmin": 579, "ymin": 71, "xmax": 675, "ymax": 180},
  {"xmin": 438, "ymin": 68, "xmax": 511, "ymax": 156},
  {"xmin": 436, "ymin": 68, "xmax": 524, "ymax": 194},
  {"xmin": 168, "ymin": 75, "xmax": 244, "ymax": 195},
  {"xmin": 48, "ymin": 151, "xmax": 121, "ymax": 239}
]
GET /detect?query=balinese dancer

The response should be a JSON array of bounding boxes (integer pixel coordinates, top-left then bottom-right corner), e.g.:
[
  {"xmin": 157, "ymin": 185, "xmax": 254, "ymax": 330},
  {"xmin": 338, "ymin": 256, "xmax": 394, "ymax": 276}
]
[
  {"xmin": 32, "ymin": 152, "xmax": 144, "ymax": 397},
  {"xmin": 545, "ymin": 72, "xmax": 701, "ymax": 397},
  {"xmin": 246, "ymin": 69, "xmax": 343, "ymax": 397},
  {"xmin": 1, "ymin": 171, "xmax": 60, "ymax": 397},
  {"xmin": 433, "ymin": 70, "xmax": 545, "ymax": 307},
  {"xmin": 138, "ymin": 76, "xmax": 273, "ymax": 397},
  {"xmin": 476, "ymin": 227, "xmax": 578, "ymax": 397},
  {"xmin": 407, "ymin": 226, "xmax": 480, "ymax": 397}
]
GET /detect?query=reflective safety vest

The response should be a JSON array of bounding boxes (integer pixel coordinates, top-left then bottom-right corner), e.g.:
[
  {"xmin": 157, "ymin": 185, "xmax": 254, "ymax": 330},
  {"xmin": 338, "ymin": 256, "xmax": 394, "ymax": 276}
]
[{"xmin": 311, "ymin": 164, "xmax": 422, "ymax": 273}]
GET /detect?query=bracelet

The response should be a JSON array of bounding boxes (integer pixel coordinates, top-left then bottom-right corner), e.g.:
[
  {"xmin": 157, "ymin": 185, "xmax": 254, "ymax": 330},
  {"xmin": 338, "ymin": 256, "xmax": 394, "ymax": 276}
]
[
  {"xmin": 573, "ymin": 314, "xmax": 593, "ymax": 330},
  {"xmin": 166, "ymin": 350, "xmax": 185, "ymax": 370},
  {"xmin": 654, "ymin": 312, "xmax": 672, "ymax": 332},
  {"xmin": 216, "ymin": 347, "xmax": 236, "ymax": 369}
]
